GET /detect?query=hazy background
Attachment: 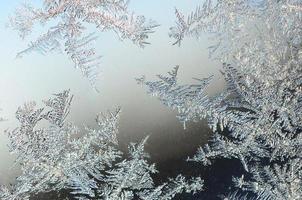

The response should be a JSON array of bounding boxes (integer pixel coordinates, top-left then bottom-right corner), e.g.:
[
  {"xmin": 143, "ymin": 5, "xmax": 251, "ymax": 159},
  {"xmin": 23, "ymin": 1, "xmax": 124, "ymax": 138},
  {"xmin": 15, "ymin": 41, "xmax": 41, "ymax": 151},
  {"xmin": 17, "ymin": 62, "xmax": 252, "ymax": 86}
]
[{"xmin": 0, "ymin": 0, "xmax": 223, "ymax": 185}]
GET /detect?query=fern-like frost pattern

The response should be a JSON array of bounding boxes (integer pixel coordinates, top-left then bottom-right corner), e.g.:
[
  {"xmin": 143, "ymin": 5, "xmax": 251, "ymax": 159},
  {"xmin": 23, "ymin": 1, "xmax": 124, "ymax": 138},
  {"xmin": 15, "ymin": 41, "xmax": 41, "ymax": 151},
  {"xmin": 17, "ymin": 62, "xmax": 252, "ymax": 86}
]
[{"xmin": 9, "ymin": 0, "xmax": 158, "ymax": 90}]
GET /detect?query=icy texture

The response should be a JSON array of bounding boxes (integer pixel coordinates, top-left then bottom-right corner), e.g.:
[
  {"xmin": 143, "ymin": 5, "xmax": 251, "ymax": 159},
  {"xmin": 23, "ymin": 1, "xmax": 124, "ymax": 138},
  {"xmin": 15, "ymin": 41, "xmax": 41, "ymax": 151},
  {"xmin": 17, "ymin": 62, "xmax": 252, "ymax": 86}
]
[
  {"xmin": 9, "ymin": 1, "xmax": 158, "ymax": 90},
  {"xmin": 140, "ymin": 0, "xmax": 302, "ymax": 199},
  {"xmin": 136, "ymin": 66, "xmax": 216, "ymax": 130},
  {"xmin": 169, "ymin": 0, "xmax": 302, "ymax": 82},
  {"xmin": 0, "ymin": 90, "xmax": 203, "ymax": 200}
]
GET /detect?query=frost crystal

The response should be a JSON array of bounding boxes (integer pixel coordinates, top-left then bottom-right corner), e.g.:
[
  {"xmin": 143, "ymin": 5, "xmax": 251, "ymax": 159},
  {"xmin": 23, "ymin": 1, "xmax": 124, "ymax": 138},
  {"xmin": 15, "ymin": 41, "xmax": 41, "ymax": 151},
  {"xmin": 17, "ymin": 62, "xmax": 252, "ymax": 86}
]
[
  {"xmin": 136, "ymin": 66, "xmax": 215, "ymax": 130},
  {"xmin": 140, "ymin": 0, "xmax": 302, "ymax": 199},
  {"xmin": 0, "ymin": 90, "xmax": 203, "ymax": 200},
  {"xmin": 9, "ymin": 1, "xmax": 158, "ymax": 90},
  {"xmin": 169, "ymin": 0, "xmax": 302, "ymax": 82}
]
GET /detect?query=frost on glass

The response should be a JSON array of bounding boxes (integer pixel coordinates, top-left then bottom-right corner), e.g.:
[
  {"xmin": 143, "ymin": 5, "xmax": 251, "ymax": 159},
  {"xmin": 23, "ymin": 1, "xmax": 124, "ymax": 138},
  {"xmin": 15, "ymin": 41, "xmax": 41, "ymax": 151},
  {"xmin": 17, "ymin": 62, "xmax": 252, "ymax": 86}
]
[
  {"xmin": 140, "ymin": 0, "xmax": 302, "ymax": 199},
  {"xmin": 0, "ymin": 90, "xmax": 203, "ymax": 200},
  {"xmin": 169, "ymin": 0, "xmax": 302, "ymax": 81},
  {"xmin": 9, "ymin": 1, "xmax": 158, "ymax": 90}
]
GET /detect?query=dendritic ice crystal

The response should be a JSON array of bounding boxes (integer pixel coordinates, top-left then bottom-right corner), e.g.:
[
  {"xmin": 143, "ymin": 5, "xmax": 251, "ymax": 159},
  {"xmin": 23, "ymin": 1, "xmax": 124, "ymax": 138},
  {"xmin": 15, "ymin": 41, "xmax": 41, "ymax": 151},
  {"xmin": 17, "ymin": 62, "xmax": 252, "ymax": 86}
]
[
  {"xmin": 0, "ymin": 90, "xmax": 203, "ymax": 200},
  {"xmin": 9, "ymin": 0, "xmax": 158, "ymax": 90},
  {"xmin": 140, "ymin": 0, "xmax": 302, "ymax": 199}
]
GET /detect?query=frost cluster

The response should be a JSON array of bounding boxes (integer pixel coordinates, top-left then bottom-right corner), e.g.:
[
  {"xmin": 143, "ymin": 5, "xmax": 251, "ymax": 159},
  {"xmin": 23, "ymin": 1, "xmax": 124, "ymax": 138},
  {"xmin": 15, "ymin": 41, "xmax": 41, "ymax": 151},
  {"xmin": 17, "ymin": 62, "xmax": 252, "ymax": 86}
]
[
  {"xmin": 140, "ymin": 0, "xmax": 302, "ymax": 199},
  {"xmin": 0, "ymin": 90, "xmax": 202, "ymax": 200},
  {"xmin": 9, "ymin": 0, "xmax": 158, "ymax": 90}
]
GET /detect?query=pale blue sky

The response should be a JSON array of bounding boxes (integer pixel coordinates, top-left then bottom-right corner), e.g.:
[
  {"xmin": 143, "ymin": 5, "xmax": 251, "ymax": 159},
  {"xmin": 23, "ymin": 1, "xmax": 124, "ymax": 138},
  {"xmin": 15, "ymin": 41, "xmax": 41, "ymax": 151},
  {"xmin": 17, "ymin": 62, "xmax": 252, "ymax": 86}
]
[{"xmin": 0, "ymin": 0, "xmax": 222, "ymax": 184}]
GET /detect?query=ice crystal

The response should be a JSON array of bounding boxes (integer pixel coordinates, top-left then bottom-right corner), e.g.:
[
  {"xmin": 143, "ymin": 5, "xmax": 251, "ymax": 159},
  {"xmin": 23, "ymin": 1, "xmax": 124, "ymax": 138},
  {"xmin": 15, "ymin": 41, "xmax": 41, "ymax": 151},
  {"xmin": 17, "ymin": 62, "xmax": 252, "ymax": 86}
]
[
  {"xmin": 9, "ymin": 0, "xmax": 158, "ymax": 90},
  {"xmin": 136, "ymin": 66, "xmax": 215, "ymax": 130},
  {"xmin": 0, "ymin": 90, "xmax": 203, "ymax": 200},
  {"xmin": 0, "ymin": 90, "xmax": 120, "ymax": 199},
  {"xmin": 169, "ymin": 0, "xmax": 302, "ymax": 81},
  {"xmin": 223, "ymin": 190, "xmax": 271, "ymax": 200},
  {"xmin": 97, "ymin": 137, "xmax": 203, "ymax": 200},
  {"xmin": 232, "ymin": 159, "xmax": 302, "ymax": 200},
  {"xmin": 140, "ymin": 0, "xmax": 302, "ymax": 199}
]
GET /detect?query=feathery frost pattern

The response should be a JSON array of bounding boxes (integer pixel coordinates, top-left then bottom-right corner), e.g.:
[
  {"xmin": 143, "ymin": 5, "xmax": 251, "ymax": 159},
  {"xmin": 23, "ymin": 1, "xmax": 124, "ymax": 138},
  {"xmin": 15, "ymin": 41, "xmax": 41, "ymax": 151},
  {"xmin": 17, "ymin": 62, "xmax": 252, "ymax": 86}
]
[
  {"xmin": 136, "ymin": 66, "xmax": 215, "ymax": 130},
  {"xmin": 9, "ymin": 0, "xmax": 158, "ymax": 90},
  {"xmin": 140, "ymin": 0, "xmax": 302, "ymax": 199},
  {"xmin": 169, "ymin": 0, "xmax": 302, "ymax": 82},
  {"xmin": 0, "ymin": 90, "xmax": 203, "ymax": 200}
]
